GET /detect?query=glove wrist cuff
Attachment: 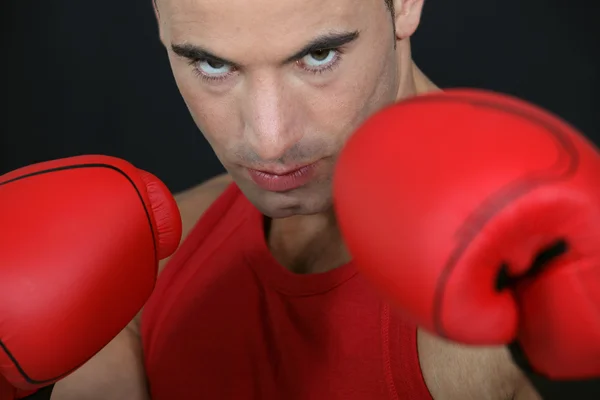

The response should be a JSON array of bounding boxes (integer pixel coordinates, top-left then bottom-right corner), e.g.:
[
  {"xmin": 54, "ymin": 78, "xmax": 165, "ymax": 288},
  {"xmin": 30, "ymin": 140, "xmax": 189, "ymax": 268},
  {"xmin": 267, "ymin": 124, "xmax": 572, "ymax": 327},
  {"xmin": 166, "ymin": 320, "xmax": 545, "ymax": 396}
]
[{"xmin": 508, "ymin": 342, "xmax": 600, "ymax": 400}]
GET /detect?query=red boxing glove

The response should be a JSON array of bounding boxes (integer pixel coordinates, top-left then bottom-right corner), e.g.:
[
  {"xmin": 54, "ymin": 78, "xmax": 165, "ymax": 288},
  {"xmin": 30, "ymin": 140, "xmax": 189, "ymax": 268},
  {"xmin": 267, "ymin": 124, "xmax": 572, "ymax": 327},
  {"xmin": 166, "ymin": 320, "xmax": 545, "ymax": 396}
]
[
  {"xmin": 0, "ymin": 377, "xmax": 14, "ymax": 400},
  {"xmin": 334, "ymin": 89, "xmax": 600, "ymax": 380},
  {"xmin": 0, "ymin": 155, "xmax": 182, "ymax": 393}
]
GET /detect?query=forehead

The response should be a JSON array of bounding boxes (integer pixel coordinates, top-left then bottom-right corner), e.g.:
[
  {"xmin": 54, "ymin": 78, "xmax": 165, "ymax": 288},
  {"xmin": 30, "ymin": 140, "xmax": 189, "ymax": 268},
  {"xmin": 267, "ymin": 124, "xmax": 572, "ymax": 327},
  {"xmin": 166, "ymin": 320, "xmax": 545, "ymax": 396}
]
[{"xmin": 160, "ymin": 0, "xmax": 381, "ymax": 58}]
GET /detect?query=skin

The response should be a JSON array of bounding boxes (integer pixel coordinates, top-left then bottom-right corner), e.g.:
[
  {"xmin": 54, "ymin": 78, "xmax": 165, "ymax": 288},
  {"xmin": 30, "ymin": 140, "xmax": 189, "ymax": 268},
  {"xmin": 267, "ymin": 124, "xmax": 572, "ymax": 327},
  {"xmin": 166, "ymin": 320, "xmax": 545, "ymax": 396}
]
[
  {"xmin": 159, "ymin": 0, "xmax": 402, "ymax": 220},
  {"xmin": 50, "ymin": 0, "xmax": 542, "ymax": 398},
  {"xmin": 155, "ymin": 0, "xmax": 424, "ymax": 274}
]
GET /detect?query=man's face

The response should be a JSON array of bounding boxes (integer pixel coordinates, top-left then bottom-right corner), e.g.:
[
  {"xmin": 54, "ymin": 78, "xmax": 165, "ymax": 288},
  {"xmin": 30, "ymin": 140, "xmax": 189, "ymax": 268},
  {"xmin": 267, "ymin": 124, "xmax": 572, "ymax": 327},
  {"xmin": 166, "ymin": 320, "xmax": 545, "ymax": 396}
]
[{"xmin": 158, "ymin": 0, "xmax": 402, "ymax": 218}]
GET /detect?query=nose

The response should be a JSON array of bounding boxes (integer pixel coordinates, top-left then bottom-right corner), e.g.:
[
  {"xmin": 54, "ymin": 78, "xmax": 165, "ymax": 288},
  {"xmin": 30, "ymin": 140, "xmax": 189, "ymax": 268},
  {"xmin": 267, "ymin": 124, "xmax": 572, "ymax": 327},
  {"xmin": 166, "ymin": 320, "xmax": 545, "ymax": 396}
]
[{"xmin": 243, "ymin": 73, "xmax": 301, "ymax": 162}]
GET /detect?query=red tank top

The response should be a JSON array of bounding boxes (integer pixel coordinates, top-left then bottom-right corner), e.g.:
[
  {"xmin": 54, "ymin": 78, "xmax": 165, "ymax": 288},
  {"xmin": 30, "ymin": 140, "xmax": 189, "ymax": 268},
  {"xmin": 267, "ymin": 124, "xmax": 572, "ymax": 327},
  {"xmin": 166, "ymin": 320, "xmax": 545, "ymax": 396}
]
[{"xmin": 141, "ymin": 183, "xmax": 432, "ymax": 399}]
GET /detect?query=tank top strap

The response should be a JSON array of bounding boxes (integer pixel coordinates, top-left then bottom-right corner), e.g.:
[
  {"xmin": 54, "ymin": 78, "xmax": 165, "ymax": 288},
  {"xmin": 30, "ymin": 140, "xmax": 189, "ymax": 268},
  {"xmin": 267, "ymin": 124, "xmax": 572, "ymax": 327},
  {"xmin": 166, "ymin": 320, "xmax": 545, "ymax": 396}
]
[
  {"xmin": 141, "ymin": 182, "xmax": 246, "ymax": 336},
  {"xmin": 387, "ymin": 307, "xmax": 433, "ymax": 399}
]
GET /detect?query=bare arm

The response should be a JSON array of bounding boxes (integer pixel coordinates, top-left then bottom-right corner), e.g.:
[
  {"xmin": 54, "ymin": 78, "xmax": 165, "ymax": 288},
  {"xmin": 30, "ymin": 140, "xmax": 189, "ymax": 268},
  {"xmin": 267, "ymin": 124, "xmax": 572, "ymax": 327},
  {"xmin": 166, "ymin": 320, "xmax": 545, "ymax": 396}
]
[
  {"xmin": 50, "ymin": 326, "xmax": 149, "ymax": 400},
  {"xmin": 513, "ymin": 377, "xmax": 543, "ymax": 400},
  {"xmin": 49, "ymin": 174, "xmax": 232, "ymax": 400}
]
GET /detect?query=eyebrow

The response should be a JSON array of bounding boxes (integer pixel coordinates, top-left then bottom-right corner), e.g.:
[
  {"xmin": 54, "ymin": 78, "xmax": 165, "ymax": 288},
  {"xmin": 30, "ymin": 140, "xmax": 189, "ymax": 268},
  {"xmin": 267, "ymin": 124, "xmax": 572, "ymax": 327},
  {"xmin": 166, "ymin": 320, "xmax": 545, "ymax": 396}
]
[
  {"xmin": 171, "ymin": 30, "xmax": 360, "ymax": 67},
  {"xmin": 284, "ymin": 30, "xmax": 360, "ymax": 63}
]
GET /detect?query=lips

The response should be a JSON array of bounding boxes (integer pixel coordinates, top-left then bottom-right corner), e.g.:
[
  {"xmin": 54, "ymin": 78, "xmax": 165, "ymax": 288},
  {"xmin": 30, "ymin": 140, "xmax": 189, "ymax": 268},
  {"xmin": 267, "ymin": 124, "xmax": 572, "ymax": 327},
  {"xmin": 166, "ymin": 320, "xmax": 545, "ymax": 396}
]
[{"xmin": 247, "ymin": 163, "xmax": 317, "ymax": 192}]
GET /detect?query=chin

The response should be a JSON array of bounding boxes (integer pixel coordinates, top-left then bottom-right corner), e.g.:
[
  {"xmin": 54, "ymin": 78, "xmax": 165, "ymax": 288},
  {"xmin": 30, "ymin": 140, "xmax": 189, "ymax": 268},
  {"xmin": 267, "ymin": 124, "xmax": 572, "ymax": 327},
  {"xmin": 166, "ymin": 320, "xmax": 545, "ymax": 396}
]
[{"xmin": 238, "ymin": 179, "xmax": 333, "ymax": 219}]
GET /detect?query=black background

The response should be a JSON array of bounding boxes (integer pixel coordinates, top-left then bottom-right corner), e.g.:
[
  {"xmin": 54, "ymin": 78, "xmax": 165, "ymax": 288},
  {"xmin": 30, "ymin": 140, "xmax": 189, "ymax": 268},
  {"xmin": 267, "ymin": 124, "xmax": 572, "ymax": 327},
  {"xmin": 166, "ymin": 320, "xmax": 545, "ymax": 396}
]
[{"xmin": 2, "ymin": 0, "xmax": 598, "ymax": 193}]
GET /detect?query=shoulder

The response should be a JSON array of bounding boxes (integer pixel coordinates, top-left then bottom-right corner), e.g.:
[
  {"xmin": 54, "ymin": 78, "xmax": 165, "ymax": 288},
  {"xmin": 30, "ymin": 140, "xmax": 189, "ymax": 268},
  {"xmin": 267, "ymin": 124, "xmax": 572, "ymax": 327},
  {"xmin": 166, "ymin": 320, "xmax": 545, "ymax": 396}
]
[
  {"xmin": 130, "ymin": 174, "xmax": 232, "ymax": 333},
  {"xmin": 171, "ymin": 174, "xmax": 232, "ymax": 244},
  {"xmin": 174, "ymin": 173, "xmax": 233, "ymax": 208},
  {"xmin": 160, "ymin": 173, "xmax": 233, "ymax": 273}
]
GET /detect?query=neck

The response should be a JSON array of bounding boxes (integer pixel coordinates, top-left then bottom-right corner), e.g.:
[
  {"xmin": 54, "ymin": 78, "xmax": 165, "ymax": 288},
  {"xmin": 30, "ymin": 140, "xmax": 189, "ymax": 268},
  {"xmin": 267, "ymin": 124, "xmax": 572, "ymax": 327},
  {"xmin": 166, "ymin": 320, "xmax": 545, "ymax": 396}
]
[
  {"xmin": 266, "ymin": 210, "xmax": 350, "ymax": 274},
  {"xmin": 397, "ymin": 62, "xmax": 441, "ymax": 102},
  {"xmin": 412, "ymin": 63, "xmax": 440, "ymax": 95}
]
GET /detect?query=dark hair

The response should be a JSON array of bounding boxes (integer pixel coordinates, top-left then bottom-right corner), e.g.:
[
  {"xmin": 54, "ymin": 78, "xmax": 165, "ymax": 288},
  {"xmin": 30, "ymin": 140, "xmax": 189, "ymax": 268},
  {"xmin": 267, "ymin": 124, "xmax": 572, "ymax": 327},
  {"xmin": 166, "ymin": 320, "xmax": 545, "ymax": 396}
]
[
  {"xmin": 154, "ymin": 0, "xmax": 396, "ymax": 16},
  {"xmin": 384, "ymin": 0, "xmax": 395, "ymax": 16}
]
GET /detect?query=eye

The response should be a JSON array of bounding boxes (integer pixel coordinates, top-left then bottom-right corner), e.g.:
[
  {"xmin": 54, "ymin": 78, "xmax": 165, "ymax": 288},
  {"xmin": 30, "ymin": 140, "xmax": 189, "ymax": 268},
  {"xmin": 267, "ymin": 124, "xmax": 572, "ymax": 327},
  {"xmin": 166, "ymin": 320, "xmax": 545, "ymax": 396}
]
[
  {"xmin": 194, "ymin": 59, "xmax": 235, "ymax": 80},
  {"xmin": 300, "ymin": 49, "xmax": 339, "ymax": 70}
]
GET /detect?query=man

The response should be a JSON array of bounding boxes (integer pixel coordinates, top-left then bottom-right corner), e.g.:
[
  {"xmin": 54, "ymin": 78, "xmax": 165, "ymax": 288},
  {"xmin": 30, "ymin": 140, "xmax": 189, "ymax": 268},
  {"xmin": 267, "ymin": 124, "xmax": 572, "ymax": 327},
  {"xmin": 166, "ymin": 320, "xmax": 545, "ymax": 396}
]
[{"xmin": 19, "ymin": 0, "xmax": 568, "ymax": 398}]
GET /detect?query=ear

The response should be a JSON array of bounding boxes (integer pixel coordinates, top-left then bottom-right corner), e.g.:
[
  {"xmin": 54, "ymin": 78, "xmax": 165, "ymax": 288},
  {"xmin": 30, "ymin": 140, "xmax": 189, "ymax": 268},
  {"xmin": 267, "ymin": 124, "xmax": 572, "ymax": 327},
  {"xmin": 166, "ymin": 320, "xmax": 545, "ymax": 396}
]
[
  {"xmin": 393, "ymin": 0, "xmax": 425, "ymax": 40},
  {"xmin": 152, "ymin": 0, "xmax": 160, "ymax": 22}
]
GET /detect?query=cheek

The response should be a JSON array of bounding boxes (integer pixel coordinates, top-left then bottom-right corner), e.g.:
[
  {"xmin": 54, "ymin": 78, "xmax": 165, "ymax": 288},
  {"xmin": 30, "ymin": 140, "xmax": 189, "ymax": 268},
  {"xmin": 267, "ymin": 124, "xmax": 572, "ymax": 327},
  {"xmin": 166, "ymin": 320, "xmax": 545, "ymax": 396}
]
[
  {"xmin": 307, "ymin": 49, "xmax": 398, "ymax": 146},
  {"xmin": 169, "ymin": 60, "xmax": 241, "ymax": 155}
]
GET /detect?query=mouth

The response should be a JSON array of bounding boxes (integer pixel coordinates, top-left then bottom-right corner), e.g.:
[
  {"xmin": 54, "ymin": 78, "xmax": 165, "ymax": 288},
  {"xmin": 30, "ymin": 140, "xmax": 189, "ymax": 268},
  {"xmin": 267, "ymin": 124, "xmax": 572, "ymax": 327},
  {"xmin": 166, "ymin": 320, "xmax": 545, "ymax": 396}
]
[{"xmin": 246, "ymin": 162, "xmax": 319, "ymax": 192}]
